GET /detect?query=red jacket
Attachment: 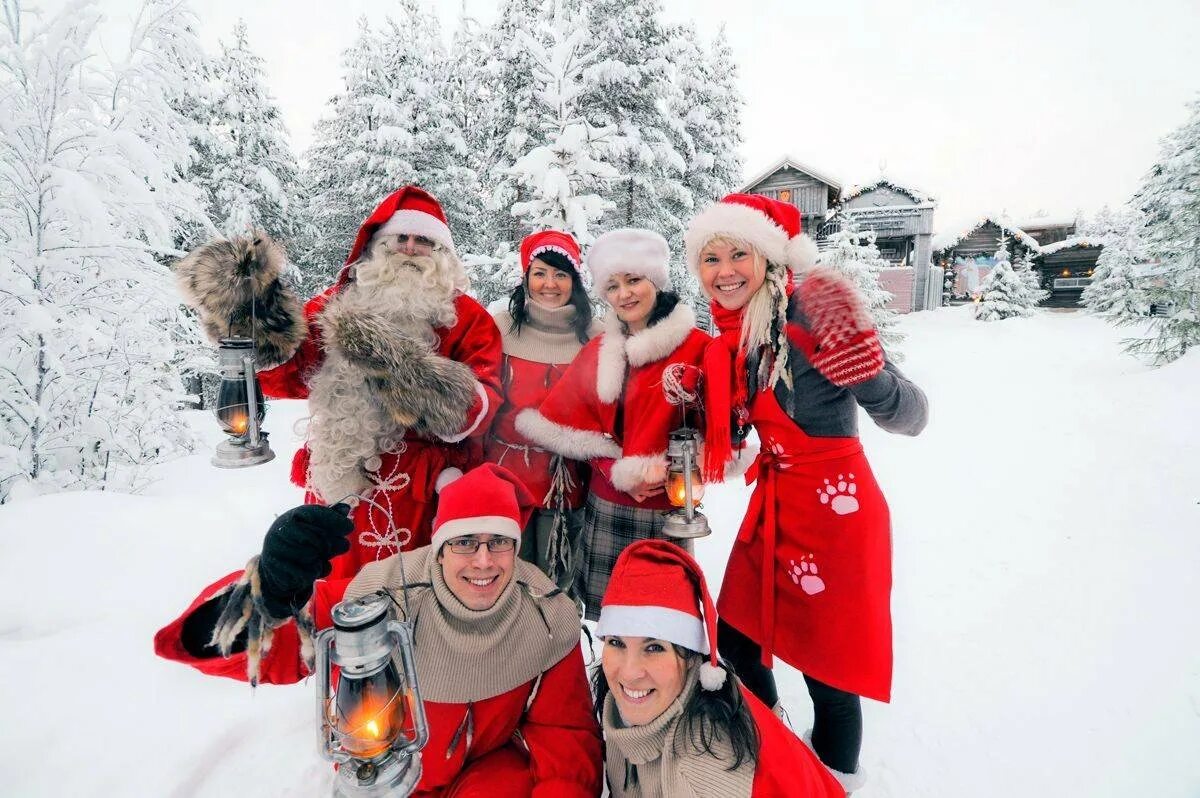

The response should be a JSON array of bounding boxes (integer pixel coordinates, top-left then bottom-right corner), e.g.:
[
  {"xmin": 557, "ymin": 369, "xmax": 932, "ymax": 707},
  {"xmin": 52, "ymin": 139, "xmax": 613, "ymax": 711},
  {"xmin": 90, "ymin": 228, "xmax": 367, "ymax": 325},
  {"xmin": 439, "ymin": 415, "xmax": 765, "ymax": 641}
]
[
  {"xmin": 154, "ymin": 571, "xmax": 602, "ymax": 797},
  {"xmin": 517, "ymin": 302, "xmax": 709, "ymax": 510},
  {"xmin": 743, "ymin": 687, "xmax": 845, "ymax": 797}
]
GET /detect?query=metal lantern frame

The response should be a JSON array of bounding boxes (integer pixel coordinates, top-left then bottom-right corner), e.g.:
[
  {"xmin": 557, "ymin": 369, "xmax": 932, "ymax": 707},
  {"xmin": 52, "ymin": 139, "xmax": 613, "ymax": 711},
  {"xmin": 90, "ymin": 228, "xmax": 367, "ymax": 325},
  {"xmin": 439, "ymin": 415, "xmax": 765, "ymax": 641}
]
[
  {"xmin": 211, "ymin": 335, "xmax": 275, "ymax": 467},
  {"xmin": 315, "ymin": 592, "xmax": 430, "ymax": 798},
  {"xmin": 662, "ymin": 426, "xmax": 711, "ymax": 540}
]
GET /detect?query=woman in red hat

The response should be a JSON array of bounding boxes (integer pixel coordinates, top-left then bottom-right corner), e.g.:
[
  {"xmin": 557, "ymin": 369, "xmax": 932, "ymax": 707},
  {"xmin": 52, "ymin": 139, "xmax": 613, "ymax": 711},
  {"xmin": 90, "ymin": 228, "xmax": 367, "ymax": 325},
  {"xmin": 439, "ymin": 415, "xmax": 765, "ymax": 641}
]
[
  {"xmin": 516, "ymin": 228, "xmax": 710, "ymax": 620},
  {"xmin": 594, "ymin": 539, "xmax": 845, "ymax": 797},
  {"xmin": 683, "ymin": 194, "xmax": 928, "ymax": 791},
  {"xmin": 175, "ymin": 186, "xmax": 503, "ymax": 580},
  {"xmin": 485, "ymin": 230, "xmax": 599, "ymax": 595},
  {"xmin": 154, "ymin": 464, "xmax": 602, "ymax": 797}
]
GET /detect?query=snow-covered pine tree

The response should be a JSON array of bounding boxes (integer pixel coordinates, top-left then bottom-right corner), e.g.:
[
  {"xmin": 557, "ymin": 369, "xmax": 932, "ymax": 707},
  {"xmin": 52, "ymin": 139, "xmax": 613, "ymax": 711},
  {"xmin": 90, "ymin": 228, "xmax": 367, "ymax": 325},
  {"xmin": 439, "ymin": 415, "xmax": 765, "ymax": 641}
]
[
  {"xmin": 1014, "ymin": 248, "xmax": 1048, "ymax": 305},
  {"xmin": 582, "ymin": 0, "xmax": 691, "ymax": 254},
  {"xmin": 1124, "ymin": 95, "xmax": 1200, "ymax": 365},
  {"xmin": 1081, "ymin": 210, "xmax": 1151, "ymax": 325},
  {"xmin": 975, "ymin": 241, "xmax": 1036, "ymax": 321},
  {"xmin": 664, "ymin": 21, "xmax": 743, "ymax": 305},
  {"xmin": 485, "ymin": 0, "xmax": 553, "ymax": 249},
  {"xmin": 293, "ymin": 17, "xmax": 384, "ymax": 289},
  {"xmin": 508, "ymin": 11, "xmax": 616, "ymax": 247},
  {"xmin": 443, "ymin": 8, "xmax": 494, "ymax": 256},
  {"xmin": 942, "ymin": 261, "xmax": 957, "ymax": 305},
  {"xmin": 818, "ymin": 223, "xmax": 905, "ymax": 357},
  {"xmin": 0, "ymin": 0, "xmax": 194, "ymax": 501},
  {"xmin": 203, "ymin": 20, "xmax": 299, "ymax": 241}
]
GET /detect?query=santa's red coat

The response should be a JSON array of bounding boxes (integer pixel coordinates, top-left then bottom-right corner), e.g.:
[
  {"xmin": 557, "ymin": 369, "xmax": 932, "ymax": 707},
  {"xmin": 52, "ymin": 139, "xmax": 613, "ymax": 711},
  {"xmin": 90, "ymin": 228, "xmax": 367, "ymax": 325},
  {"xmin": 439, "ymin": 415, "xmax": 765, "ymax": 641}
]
[
  {"xmin": 258, "ymin": 285, "xmax": 502, "ymax": 579},
  {"xmin": 154, "ymin": 572, "xmax": 602, "ymax": 797},
  {"xmin": 743, "ymin": 685, "xmax": 846, "ymax": 796}
]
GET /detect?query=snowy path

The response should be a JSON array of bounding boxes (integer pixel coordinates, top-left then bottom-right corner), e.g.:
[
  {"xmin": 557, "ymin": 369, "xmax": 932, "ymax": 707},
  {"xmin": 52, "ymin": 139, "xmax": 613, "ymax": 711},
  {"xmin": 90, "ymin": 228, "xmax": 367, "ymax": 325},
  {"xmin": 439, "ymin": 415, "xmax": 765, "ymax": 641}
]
[{"xmin": 1, "ymin": 306, "xmax": 1197, "ymax": 796}]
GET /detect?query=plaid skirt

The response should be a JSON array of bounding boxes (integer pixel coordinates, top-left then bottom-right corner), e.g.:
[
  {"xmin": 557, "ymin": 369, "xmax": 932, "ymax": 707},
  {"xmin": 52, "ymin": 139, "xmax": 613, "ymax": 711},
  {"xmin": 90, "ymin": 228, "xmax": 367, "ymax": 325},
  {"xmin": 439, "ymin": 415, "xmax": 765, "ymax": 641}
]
[{"xmin": 579, "ymin": 494, "xmax": 693, "ymax": 621}]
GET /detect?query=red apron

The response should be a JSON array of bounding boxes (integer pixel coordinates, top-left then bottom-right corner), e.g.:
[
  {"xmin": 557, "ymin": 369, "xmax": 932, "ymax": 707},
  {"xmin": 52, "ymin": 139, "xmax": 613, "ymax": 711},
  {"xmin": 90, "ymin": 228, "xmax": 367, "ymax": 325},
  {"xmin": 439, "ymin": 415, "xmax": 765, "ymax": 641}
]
[{"xmin": 717, "ymin": 388, "xmax": 893, "ymax": 702}]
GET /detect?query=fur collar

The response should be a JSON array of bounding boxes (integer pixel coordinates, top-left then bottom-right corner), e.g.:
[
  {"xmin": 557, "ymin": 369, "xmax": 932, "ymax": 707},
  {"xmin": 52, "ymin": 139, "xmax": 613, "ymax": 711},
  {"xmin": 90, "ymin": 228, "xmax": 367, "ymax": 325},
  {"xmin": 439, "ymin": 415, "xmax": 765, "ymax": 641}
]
[{"xmin": 597, "ymin": 303, "xmax": 696, "ymax": 403}]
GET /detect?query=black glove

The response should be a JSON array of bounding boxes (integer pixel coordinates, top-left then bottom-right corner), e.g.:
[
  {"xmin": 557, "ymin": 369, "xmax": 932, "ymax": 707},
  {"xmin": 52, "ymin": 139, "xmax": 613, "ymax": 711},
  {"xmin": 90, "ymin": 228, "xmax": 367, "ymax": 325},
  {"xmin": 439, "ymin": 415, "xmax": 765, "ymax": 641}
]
[{"xmin": 258, "ymin": 503, "xmax": 353, "ymax": 619}]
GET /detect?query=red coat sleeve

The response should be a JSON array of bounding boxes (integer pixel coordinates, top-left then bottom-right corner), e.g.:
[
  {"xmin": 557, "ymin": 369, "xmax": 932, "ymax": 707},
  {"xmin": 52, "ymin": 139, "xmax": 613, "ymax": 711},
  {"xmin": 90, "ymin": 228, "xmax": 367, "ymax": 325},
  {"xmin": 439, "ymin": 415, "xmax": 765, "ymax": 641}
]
[
  {"xmin": 153, "ymin": 570, "xmax": 349, "ymax": 686},
  {"xmin": 436, "ymin": 295, "xmax": 503, "ymax": 445},
  {"xmin": 257, "ymin": 289, "xmax": 337, "ymax": 399},
  {"xmin": 519, "ymin": 645, "xmax": 603, "ymax": 797}
]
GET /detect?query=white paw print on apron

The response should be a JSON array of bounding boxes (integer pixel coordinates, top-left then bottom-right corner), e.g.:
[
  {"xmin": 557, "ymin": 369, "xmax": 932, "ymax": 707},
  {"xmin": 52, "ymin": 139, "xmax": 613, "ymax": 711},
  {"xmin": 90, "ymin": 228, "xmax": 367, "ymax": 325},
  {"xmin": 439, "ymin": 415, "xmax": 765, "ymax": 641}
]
[{"xmin": 817, "ymin": 473, "xmax": 859, "ymax": 515}]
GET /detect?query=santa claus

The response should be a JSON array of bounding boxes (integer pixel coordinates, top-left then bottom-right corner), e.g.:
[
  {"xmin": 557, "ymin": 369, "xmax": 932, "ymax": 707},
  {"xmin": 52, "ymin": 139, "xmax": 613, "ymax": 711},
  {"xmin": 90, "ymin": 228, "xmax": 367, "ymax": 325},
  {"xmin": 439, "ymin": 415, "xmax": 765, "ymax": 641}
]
[{"xmin": 176, "ymin": 187, "xmax": 502, "ymax": 578}]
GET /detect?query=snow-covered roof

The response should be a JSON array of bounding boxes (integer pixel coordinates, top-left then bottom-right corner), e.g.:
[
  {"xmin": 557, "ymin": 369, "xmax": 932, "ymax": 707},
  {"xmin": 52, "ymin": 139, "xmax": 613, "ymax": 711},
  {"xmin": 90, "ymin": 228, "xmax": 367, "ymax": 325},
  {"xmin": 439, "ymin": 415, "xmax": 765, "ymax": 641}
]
[
  {"xmin": 840, "ymin": 178, "xmax": 935, "ymax": 206},
  {"xmin": 1038, "ymin": 236, "xmax": 1103, "ymax": 255},
  {"xmin": 1012, "ymin": 215, "xmax": 1076, "ymax": 231},
  {"xmin": 932, "ymin": 216, "xmax": 1042, "ymax": 254},
  {"xmin": 740, "ymin": 155, "xmax": 842, "ymax": 193}
]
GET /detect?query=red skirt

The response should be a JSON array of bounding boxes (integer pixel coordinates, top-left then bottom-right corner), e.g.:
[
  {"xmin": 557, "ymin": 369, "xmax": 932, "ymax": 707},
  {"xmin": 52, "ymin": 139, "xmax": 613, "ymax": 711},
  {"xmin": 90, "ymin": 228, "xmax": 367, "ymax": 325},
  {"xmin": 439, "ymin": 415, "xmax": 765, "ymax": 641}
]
[{"xmin": 717, "ymin": 389, "xmax": 893, "ymax": 702}]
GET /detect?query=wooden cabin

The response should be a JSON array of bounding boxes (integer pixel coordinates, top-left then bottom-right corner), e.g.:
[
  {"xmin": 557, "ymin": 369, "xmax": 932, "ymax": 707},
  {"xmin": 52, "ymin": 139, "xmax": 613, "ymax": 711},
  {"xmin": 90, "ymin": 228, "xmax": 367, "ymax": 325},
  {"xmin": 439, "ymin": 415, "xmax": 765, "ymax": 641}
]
[
  {"xmin": 740, "ymin": 156, "xmax": 842, "ymax": 238},
  {"xmin": 933, "ymin": 218, "xmax": 1041, "ymax": 299},
  {"xmin": 1035, "ymin": 238, "xmax": 1103, "ymax": 308}
]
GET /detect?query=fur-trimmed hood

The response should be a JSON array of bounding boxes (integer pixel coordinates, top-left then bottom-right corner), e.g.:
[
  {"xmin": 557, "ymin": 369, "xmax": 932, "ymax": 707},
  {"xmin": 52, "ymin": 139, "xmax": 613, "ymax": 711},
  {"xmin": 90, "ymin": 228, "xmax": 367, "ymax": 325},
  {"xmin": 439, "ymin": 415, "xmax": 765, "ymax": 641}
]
[{"xmin": 597, "ymin": 302, "xmax": 696, "ymax": 403}]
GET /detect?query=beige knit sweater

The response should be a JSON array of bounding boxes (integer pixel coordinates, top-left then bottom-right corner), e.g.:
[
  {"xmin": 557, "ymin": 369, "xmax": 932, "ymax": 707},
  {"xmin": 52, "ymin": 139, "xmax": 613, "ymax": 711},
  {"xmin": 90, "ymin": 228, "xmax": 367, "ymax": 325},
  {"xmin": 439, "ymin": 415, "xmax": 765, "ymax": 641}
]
[{"xmin": 603, "ymin": 668, "xmax": 755, "ymax": 798}]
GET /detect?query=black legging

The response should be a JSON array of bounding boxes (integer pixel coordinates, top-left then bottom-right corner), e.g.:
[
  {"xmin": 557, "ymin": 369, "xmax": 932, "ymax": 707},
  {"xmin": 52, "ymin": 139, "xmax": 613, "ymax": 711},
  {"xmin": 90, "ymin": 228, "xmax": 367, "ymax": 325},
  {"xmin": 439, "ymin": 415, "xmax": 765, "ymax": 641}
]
[{"xmin": 718, "ymin": 618, "xmax": 863, "ymax": 775}]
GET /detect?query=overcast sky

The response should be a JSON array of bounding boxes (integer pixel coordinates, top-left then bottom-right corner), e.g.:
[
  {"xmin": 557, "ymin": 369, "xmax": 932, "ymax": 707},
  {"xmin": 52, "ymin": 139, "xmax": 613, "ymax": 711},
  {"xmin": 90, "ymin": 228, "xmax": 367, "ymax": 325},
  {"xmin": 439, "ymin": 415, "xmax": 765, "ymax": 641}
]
[{"xmin": 88, "ymin": 0, "xmax": 1200, "ymax": 235}]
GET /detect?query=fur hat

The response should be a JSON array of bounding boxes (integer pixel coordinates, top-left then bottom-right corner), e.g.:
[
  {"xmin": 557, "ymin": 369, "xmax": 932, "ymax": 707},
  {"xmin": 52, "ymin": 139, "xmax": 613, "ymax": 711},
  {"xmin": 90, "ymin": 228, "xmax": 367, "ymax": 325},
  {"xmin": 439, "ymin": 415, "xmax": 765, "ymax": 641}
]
[
  {"xmin": 345, "ymin": 186, "xmax": 456, "ymax": 266},
  {"xmin": 596, "ymin": 539, "xmax": 729, "ymax": 690},
  {"xmin": 520, "ymin": 230, "xmax": 582, "ymax": 275},
  {"xmin": 586, "ymin": 228, "xmax": 670, "ymax": 290},
  {"xmin": 430, "ymin": 464, "xmax": 535, "ymax": 551},
  {"xmin": 684, "ymin": 193, "xmax": 817, "ymax": 274}
]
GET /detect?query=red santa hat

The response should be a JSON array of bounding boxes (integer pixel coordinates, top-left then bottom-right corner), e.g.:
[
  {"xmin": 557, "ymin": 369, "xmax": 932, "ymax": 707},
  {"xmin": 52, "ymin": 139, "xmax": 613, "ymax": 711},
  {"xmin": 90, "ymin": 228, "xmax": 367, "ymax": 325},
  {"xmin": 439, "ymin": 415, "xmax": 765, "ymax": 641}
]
[
  {"xmin": 520, "ymin": 230, "xmax": 582, "ymax": 275},
  {"xmin": 597, "ymin": 539, "xmax": 728, "ymax": 691},
  {"xmin": 684, "ymin": 193, "xmax": 817, "ymax": 275},
  {"xmin": 343, "ymin": 186, "xmax": 456, "ymax": 267},
  {"xmin": 586, "ymin": 228, "xmax": 671, "ymax": 290},
  {"xmin": 429, "ymin": 464, "xmax": 535, "ymax": 551}
]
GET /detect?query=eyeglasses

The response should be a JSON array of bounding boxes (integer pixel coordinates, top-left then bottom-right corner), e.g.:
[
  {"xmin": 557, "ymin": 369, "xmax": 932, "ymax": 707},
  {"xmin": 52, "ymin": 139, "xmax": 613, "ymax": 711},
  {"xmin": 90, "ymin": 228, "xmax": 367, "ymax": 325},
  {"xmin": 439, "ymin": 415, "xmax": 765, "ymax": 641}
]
[
  {"xmin": 444, "ymin": 536, "xmax": 516, "ymax": 555},
  {"xmin": 380, "ymin": 233, "xmax": 436, "ymax": 254}
]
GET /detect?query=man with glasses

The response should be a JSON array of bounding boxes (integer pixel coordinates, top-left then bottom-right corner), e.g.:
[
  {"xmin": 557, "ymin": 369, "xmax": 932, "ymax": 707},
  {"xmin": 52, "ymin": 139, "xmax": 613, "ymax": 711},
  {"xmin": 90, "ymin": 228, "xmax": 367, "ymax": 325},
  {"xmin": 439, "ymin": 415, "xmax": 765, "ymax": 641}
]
[
  {"xmin": 176, "ymin": 186, "xmax": 504, "ymax": 578},
  {"xmin": 156, "ymin": 464, "xmax": 603, "ymax": 796}
]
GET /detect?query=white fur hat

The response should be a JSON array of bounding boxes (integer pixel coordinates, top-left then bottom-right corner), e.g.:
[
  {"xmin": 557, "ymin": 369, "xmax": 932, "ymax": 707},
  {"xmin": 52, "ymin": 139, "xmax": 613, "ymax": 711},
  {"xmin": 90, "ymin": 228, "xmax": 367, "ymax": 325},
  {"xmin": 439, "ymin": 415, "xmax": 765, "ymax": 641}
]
[{"xmin": 586, "ymin": 228, "xmax": 671, "ymax": 290}]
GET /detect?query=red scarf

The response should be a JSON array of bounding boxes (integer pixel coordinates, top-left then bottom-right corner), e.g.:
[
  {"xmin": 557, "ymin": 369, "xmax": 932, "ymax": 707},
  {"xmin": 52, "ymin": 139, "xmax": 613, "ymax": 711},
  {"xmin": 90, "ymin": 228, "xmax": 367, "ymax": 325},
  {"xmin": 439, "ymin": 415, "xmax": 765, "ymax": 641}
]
[{"xmin": 702, "ymin": 272, "xmax": 796, "ymax": 481}]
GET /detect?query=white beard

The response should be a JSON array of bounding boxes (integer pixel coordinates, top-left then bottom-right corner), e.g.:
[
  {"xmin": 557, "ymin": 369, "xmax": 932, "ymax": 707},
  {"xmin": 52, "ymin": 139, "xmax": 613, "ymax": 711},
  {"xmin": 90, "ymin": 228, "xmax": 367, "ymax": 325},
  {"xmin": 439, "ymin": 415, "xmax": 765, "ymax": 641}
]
[{"xmin": 302, "ymin": 244, "xmax": 462, "ymax": 503}]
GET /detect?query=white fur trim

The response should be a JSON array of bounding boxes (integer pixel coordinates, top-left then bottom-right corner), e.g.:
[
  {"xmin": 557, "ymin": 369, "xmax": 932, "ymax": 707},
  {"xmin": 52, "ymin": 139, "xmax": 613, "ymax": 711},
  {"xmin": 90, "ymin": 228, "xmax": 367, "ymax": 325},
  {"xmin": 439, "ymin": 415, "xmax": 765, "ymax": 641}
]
[
  {"xmin": 514, "ymin": 409, "xmax": 622, "ymax": 461},
  {"xmin": 431, "ymin": 515, "xmax": 522, "ymax": 550},
  {"xmin": 830, "ymin": 764, "xmax": 867, "ymax": 793},
  {"xmin": 596, "ymin": 318, "xmax": 627, "ymax": 403},
  {"xmin": 609, "ymin": 453, "xmax": 668, "ymax": 493},
  {"xmin": 529, "ymin": 244, "xmax": 580, "ymax": 271},
  {"xmin": 685, "ymin": 201, "xmax": 790, "ymax": 272},
  {"xmin": 374, "ymin": 209, "xmax": 456, "ymax": 254},
  {"xmin": 725, "ymin": 440, "xmax": 760, "ymax": 481},
  {"xmin": 438, "ymin": 382, "xmax": 488, "ymax": 443},
  {"xmin": 803, "ymin": 728, "xmax": 867, "ymax": 792},
  {"xmin": 698, "ymin": 662, "xmax": 728, "ymax": 691},
  {"xmin": 624, "ymin": 303, "xmax": 695, "ymax": 367},
  {"xmin": 595, "ymin": 302, "xmax": 697, "ymax": 403},
  {"xmin": 596, "ymin": 604, "xmax": 708, "ymax": 654},
  {"xmin": 435, "ymin": 467, "xmax": 463, "ymax": 492},
  {"xmin": 586, "ymin": 228, "xmax": 670, "ymax": 289},
  {"xmin": 786, "ymin": 233, "xmax": 818, "ymax": 271}
]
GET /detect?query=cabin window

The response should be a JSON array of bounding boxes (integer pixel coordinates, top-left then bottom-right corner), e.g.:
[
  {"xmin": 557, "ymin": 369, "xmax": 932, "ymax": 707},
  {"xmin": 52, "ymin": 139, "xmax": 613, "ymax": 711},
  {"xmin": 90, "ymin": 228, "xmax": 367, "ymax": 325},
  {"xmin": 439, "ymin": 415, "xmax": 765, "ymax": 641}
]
[{"xmin": 778, "ymin": 189, "xmax": 792, "ymax": 203}]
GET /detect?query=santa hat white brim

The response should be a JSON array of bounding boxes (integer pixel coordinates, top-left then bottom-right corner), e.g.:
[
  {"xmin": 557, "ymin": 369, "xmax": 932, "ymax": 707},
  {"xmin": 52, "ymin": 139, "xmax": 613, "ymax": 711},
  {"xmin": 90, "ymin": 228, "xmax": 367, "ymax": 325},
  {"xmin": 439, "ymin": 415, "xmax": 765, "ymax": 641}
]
[
  {"xmin": 596, "ymin": 604, "xmax": 710, "ymax": 655},
  {"xmin": 430, "ymin": 515, "xmax": 522, "ymax": 550},
  {"xmin": 373, "ymin": 209, "xmax": 456, "ymax": 254},
  {"xmin": 684, "ymin": 201, "xmax": 817, "ymax": 274}
]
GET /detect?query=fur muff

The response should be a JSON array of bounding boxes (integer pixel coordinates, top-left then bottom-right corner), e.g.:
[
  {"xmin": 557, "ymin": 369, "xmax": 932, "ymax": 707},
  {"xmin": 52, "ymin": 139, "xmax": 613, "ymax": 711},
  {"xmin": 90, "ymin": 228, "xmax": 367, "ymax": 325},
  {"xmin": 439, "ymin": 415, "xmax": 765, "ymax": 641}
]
[
  {"xmin": 174, "ymin": 234, "xmax": 306, "ymax": 369},
  {"xmin": 303, "ymin": 246, "xmax": 476, "ymax": 503}
]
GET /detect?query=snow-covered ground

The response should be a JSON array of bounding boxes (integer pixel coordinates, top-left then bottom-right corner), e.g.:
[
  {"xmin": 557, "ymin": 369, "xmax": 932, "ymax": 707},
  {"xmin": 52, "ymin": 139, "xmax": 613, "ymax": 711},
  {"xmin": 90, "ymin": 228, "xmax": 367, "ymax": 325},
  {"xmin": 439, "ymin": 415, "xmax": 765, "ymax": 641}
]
[{"xmin": 1, "ymin": 306, "xmax": 1197, "ymax": 796}]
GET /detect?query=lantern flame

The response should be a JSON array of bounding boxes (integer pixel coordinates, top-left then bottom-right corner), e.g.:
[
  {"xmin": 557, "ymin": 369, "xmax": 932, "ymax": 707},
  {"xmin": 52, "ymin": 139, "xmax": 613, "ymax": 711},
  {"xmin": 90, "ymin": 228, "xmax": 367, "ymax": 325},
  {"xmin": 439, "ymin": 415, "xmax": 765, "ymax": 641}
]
[
  {"xmin": 228, "ymin": 413, "xmax": 249, "ymax": 435},
  {"xmin": 666, "ymin": 471, "xmax": 704, "ymax": 507}
]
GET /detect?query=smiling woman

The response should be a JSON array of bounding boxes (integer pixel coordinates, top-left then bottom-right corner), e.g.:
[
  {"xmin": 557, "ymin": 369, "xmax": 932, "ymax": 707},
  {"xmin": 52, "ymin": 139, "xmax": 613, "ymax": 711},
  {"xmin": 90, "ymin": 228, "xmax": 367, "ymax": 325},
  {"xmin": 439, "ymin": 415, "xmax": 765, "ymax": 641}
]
[
  {"xmin": 516, "ymin": 229, "xmax": 712, "ymax": 621},
  {"xmin": 592, "ymin": 540, "xmax": 844, "ymax": 798}
]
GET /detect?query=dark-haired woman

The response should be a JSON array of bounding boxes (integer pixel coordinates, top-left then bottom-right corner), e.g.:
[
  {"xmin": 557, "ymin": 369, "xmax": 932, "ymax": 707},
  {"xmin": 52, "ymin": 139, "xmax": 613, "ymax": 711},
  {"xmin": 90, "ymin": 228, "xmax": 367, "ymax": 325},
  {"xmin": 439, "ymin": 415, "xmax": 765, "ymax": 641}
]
[
  {"xmin": 594, "ymin": 539, "xmax": 844, "ymax": 797},
  {"xmin": 486, "ymin": 230, "xmax": 599, "ymax": 593},
  {"xmin": 517, "ymin": 229, "xmax": 709, "ymax": 620}
]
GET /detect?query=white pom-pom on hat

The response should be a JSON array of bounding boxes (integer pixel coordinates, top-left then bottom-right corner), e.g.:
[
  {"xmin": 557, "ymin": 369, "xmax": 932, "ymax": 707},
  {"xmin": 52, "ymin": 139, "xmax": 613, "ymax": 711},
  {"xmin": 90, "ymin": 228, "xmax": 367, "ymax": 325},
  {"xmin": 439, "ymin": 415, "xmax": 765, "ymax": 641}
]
[{"xmin": 434, "ymin": 467, "xmax": 464, "ymax": 493}]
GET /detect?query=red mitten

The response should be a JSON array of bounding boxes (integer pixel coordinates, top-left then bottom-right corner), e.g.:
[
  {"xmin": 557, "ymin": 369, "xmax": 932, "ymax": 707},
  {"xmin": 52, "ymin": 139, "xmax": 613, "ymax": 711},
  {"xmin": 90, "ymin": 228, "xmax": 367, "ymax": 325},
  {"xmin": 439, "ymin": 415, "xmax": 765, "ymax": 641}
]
[{"xmin": 794, "ymin": 268, "xmax": 884, "ymax": 386}]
